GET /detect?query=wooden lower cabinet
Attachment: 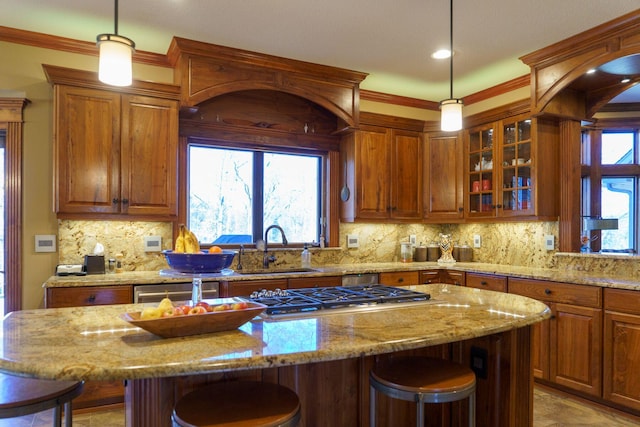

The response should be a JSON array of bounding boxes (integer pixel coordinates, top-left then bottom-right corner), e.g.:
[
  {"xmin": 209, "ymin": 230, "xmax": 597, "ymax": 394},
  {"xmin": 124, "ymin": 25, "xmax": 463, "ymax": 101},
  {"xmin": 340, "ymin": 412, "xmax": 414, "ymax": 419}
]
[
  {"xmin": 45, "ymin": 285, "xmax": 132, "ymax": 409},
  {"xmin": 508, "ymin": 278, "xmax": 602, "ymax": 397},
  {"xmin": 465, "ymin": 272, "xmax": 506, "ymax": 292},
  {"xmin": 379, "ymin": 271, "xmax": 420, "ymax": 286},
  {"xmin": 288, "ymin": 276, "xmax": 342, "ymax": 288},
  {"xmin": 419, "ymin": 270, "xmax": 465, "ymax": 286},
  {"xmin": 603, "ymin": 288, "xmax": 640, "ymax": 411}
]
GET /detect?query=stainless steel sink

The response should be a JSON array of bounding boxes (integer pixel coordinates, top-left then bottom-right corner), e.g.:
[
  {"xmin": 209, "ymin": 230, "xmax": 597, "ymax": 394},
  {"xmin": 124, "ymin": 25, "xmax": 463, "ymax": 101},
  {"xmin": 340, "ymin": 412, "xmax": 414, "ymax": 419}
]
[{"xmin": 236, "ymin": 267, "xmax": 318, "ymax": 275}]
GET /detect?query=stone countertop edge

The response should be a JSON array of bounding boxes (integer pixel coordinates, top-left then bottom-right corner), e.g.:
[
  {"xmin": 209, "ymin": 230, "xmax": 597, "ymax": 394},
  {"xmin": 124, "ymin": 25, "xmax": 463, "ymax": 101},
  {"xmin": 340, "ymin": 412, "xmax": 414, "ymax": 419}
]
[
  {"xmin": 0, "ymin": 284, "xmax": 550, "ymax": 381},
  {"xmin": 43, "ymin": 261, "xmax": 640, "ymax": 291}
]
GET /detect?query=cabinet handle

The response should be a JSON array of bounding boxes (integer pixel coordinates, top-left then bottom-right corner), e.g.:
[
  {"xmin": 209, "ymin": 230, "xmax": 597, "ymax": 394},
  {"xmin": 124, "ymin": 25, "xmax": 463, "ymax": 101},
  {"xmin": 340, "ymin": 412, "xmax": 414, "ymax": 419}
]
[
  {"xmin": 454, "ymin": 281, "xmax": 461, "ymax": 286},
  {"xmin": 398, "ymin": 278, "xmax": 404, "ymax": 283},
  {"xmin": 480, "ymin": 281, "xmax": 488, "ymax": 285},
  {"xmin": 122, "ymin": 198, "xmax": 129, "ymax": 205},
  {"xmin": 87, "ymin": 295, "xmax": 96, "ymax": 303},
  {"xmin": 544, "ymin": 289, "xmax": 552, "ymax": 295},
  {"xmin": 496, "ymin": 204, "xmax": 502, "ymax": 208},
  {"xmin": 112, "ymin": 198, "xmax": 119, "ymax": 204},
  {"xmin": 458, "ymin": 207, "xmax": 464, "ymax": 212}
]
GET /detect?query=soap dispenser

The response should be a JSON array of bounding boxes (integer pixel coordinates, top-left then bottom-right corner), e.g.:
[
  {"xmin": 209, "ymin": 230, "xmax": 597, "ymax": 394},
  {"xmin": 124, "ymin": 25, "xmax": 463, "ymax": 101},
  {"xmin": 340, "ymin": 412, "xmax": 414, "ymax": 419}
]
[{"xmin": 301, "ymin": 244, "xmax": 311, "ymax": 268}]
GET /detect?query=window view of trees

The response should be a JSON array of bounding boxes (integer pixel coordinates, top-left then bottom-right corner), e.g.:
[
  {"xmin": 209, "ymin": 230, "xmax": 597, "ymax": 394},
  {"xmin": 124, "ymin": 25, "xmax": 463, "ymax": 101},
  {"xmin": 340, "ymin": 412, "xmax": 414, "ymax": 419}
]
[{"xmin": 188, "ymin": 144, "xmax": 321, "ymax": 246}]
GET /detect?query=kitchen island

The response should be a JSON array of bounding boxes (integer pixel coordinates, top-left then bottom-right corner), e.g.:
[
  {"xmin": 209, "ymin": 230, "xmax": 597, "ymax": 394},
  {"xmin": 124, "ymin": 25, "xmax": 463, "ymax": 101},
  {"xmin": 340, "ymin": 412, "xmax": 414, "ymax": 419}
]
[{"xmin": 0, "ymin": 284, "xmax": 549, "ymax": 426}]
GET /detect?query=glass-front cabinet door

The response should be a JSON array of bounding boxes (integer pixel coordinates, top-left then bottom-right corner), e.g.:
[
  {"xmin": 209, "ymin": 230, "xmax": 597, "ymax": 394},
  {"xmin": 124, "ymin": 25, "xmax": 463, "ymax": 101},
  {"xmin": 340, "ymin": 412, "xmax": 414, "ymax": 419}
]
[
  {"xmin": 467, "ymin": 123, "xmax": 495, "ymax": 217},
  {"xmin": 500, "ymin": 117, "xmax": 533, "ymax": 215}
]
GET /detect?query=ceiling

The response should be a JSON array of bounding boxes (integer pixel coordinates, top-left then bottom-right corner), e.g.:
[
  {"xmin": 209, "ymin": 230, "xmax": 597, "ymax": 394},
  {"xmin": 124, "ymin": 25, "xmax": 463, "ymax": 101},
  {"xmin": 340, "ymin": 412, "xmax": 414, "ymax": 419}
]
[{"xmin": 2, "ymin": 1, "xmax": 639, "ymax": 104}]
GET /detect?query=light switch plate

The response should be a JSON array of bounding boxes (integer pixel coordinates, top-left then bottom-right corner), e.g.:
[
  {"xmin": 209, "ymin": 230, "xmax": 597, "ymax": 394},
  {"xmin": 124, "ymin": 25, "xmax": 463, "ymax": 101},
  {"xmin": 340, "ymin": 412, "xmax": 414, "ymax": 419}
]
[
  {"xmin": 144, "ymin": 236, "xmax": 162, "ymax": 252},
  {"xmin": 347, "ymin": 234, "xmax": 359, "ymax": 248},
  {"xmin": 409, "ymin": 235, "xmax": 417, "ymax": 246},
  {"xmin": 473, "ymin": 234, "xmax": 482, "ymax": 248},
  {"xmin": 35, "ymin": 235, "xmax": 56, "ymax": 253},
  {"xmin": 544, "ymin": 235, "xmax": 555, "ymax": 250}
]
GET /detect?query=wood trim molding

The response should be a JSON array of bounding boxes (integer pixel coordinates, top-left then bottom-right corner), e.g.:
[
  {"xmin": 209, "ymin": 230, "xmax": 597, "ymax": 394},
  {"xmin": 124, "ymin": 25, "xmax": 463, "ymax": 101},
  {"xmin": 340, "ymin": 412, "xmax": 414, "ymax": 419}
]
[
  {"xmin": 361, "ymin": 75, "xmax": 530, "ymax": 111},
  {"xmin": 42, "ymin": 64, "xmax": 180, "ymax": 100},
  {"xmin": 0, "ymin": 25, "xmax": 169, "ymax": 68},
  {"xmin": 520, "ymin": 10, "xmax": 640, "ymax": 116},
  {"xmin": 360, "ymin": 91, "xmax": 440, "ymax": 111},
  {"xmin": 0, "ymin": 98, "xmax": 28, "ymax": 312}
]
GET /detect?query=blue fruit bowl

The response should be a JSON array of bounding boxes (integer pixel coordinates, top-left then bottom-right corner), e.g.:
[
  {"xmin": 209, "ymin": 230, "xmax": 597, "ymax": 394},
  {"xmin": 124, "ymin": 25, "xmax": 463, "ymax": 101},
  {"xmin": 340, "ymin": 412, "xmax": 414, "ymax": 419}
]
[{"xmin": 162, "ymin": 250, "xmax": 237, "ymax": 273}]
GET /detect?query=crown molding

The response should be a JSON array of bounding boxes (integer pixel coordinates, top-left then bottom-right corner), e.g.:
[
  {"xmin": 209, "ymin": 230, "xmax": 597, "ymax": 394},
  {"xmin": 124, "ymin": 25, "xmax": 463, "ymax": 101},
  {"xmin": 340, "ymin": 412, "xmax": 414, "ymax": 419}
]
[{"xmin": 0, "ymin": 26, "xmax": 169, "ymax": 67}]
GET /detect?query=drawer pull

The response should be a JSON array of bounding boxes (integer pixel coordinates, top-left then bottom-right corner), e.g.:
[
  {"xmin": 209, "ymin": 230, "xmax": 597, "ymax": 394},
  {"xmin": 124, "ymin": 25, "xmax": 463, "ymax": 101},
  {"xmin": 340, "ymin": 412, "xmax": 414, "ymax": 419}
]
[
  {"xmin": 480, "ymin": 281, "xmax": 488, "ymax": 285},
  {"xmin": 398, "ymin": 278, "xmax": 404, "ymax": 283},
  {"xmin": 87, "ymin": 295, "xmax": 96, "ymax": 303},
  {"xmin": 544, "ymin": 289, "xmax": 552, "ymax": 295}
]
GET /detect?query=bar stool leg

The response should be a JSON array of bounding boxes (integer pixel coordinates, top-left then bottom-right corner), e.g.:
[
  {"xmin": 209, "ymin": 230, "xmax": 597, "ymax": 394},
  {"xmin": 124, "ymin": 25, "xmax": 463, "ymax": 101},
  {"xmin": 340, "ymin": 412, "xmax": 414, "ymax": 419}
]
[
  {"xmin": 53, "ymin": 404, "xmax": 61, "ymax": 427},
  {"xmin": 64, "ymin": 400, "xmax": 73, "ymax": 427},
  {"xmin": 416, "ymin": 396, "xmax": 424, "ymax": 427},
  {"xmin": 370, "ymin": 383, "xmax": 376, "ymax": 427},
  {"xmin": 469, "ymin": 390, "xmax": 475, "ymax": 427}
]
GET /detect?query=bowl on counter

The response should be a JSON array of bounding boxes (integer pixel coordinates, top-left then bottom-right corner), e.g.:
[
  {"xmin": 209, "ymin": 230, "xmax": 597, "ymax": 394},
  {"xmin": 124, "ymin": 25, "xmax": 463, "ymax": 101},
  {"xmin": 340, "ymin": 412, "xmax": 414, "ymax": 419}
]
[
  {"xmin": 163, "ymin": 250, "xmax": 236, "ymax": 273},
  {"xmin": 121, "ymin": 301, "xmax": 266, "ymax": 338}
]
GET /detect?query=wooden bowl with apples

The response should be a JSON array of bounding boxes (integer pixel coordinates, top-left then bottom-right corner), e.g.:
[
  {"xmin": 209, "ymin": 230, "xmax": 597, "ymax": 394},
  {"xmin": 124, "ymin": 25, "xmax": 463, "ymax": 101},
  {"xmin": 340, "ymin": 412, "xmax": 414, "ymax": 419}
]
[{"xmin": 121, "ymin": 297, "xmax": 265, "ymax": 338}]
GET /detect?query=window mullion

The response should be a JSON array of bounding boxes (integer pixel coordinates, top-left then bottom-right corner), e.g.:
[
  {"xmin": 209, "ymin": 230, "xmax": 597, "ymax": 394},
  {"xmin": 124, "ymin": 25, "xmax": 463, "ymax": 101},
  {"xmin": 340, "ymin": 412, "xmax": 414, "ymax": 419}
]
[{"xmin": 253, "ymin": 152, "xmax": 264, "ymax": 242}]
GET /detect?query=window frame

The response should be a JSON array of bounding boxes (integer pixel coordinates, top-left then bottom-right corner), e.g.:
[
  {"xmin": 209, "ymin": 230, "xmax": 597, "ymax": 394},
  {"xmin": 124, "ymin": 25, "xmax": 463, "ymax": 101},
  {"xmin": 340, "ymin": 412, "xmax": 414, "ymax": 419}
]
[
  {"xmin": 180, "ymin": 136, "xmax": 334, "ymax": 249},
  {"xmin": 581, "ymin": 124, "xmax": 640, "ymax": 253}
]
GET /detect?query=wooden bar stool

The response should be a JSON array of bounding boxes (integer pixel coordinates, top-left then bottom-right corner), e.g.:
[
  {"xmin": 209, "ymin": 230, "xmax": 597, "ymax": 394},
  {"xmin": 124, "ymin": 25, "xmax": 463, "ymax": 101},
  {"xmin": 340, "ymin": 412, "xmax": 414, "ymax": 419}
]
[
  {"xmin": 370, "ymin": 356, "xmax": 476, "ymax": 427},
  {"xmin": 0, "ymin": 373, "xmax": 84, "ymax": 427},
  {"xmin": 172, "ymin": 380, "xmax": 301, "ymax": 427}
]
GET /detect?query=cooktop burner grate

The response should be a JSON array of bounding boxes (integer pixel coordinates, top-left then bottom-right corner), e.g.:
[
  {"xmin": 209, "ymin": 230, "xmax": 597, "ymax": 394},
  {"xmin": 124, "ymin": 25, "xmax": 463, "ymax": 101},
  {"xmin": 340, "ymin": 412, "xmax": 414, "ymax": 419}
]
[{"xmin": 249, "ymin": 285, "xmax": 430, "ymax": 315}]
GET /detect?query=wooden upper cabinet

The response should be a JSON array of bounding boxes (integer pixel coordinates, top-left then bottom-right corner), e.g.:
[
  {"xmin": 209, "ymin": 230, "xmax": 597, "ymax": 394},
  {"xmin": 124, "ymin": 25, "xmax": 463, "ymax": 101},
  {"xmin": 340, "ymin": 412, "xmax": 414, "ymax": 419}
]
[
  {"xmin": 341, "ymin": 114, "xmax": 423, "ymax": 223},
  {"xmin": 464, "ymin": 111, "xmax": 559, "ymax": 221},
  {"xmin": 55, "ymin": 86, "xmax": 121, "ymax": 214},
  {"xmin": 423, "ymin": 132, "xmax": 464, "ymax": 221},
  {"xmin": 52, "ymin": 85, "xmax": 179, "ymax": 217},
  {"xmin": 120, "ymin": 95, "xmax": 178, "ymax": 216}
]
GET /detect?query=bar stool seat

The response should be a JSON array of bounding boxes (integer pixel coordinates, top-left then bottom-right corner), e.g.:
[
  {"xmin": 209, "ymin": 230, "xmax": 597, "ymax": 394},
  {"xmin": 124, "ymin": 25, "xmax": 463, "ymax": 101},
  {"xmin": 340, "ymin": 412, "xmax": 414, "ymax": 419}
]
[
  {"xmin": 172, "ymin": 380, "xmax": 301, "ymax": 427},
  {"xmin": 0, "ymin": 372, "xmax": 84, "ymax": 427},
  {"xmin": 370, "ymin": 356, "xmax": 476, "ymax": 427}
]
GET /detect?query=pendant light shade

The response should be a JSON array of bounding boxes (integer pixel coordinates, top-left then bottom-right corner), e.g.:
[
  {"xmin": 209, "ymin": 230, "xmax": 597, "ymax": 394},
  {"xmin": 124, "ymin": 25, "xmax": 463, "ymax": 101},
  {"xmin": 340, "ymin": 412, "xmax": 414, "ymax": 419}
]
[
  {"xmin": 97, "ymin": 0, "xmax": 135, "ymax": 86},
  {"xmin": 440, "ymin": 98, "xmax": 463, "ymax": 131},
  {"xmin": 440, "ymin": 0, "xmax": 463, "ymax": 131}
]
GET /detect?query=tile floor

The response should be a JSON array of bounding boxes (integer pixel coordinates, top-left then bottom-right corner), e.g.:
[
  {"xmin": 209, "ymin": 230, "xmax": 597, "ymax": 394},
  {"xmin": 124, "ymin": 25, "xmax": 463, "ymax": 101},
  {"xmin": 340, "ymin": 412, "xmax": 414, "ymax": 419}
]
[{"xmin": 2, "ymin": 387, "xmax": 639, "ymax": 426}]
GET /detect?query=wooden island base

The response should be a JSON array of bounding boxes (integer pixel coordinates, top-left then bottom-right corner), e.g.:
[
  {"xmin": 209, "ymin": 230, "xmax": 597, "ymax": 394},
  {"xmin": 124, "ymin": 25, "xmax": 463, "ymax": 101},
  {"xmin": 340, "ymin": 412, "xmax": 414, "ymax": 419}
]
[{"xmin": 126, "ymin": 327, "xmax": 532, "ymax": 427}]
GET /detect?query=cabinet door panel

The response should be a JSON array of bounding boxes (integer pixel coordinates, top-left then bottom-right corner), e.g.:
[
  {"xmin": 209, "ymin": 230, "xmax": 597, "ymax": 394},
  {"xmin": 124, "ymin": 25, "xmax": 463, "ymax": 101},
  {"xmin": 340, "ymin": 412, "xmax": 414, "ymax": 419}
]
[
  {"xmin": 356, "ymin": 128, "xmax": 391, "ymax": 219},
  {"xmin": 121, "ymin": 95, "xmax": 178, "ymax": 216},
  {"xmin": 550, "ymin": 303, "xmax": 602, "ymax": 396},
  {"xmin": 604, "ymin": 311, "xmax": 640, "ymax": 410},
  {"xmin": 466, "ymin": 272, "xmax": 506, "ymax": 292},
  {"xmin": 55, "ymin": 86, "xmax": 120, "ymax": 213},
  {"xmin": 390, "ymin": 130, "xmax": 422, "ymax": 220},
  {"xmin": 531, "ymin": 317, "xmax": 550, "ymax": 380},
  {"xmin": 424, "ymin": 133, "xmax": 463, "ymax": 220}
]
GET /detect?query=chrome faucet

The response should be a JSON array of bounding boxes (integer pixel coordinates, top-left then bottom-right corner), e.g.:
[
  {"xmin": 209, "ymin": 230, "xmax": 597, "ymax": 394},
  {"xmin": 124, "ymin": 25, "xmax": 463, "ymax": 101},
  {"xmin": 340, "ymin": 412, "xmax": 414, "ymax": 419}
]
[{"xmin": 263, "ymin": 225, "xmax": 288, "ymax": 268}]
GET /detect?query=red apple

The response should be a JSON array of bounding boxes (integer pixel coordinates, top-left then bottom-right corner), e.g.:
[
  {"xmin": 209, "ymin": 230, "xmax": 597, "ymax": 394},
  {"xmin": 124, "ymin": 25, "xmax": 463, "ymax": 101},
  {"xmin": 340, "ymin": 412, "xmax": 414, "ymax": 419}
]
[
  {"xmin": 178, "ymin": 305, "xmax": 191, "ymax": 315},
  {"xmin": 188, "ymin": 306, "xmax": 207, "ymax": 315},
  {"xmin": 232, "ymin": 302, "xmax": 248, "ymax": 310},
  {"xmin": 213, "ymin": 303, "xmax": 231, "ymax": 312},
  {"xmin": 196, "ymin": 301, "xmax": 212, "ymax": 312}
]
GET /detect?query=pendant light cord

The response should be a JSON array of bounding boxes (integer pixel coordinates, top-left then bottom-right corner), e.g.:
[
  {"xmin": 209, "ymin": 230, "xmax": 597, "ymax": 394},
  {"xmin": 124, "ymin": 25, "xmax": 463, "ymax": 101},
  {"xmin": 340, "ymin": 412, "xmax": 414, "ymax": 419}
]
[
  {"xmin": 114, "ymin": 0, "xmax": 119, "ymax": 35},
  {"xmin": 449, "ymin": 0, "xmax": 454, "ymax": 99}
]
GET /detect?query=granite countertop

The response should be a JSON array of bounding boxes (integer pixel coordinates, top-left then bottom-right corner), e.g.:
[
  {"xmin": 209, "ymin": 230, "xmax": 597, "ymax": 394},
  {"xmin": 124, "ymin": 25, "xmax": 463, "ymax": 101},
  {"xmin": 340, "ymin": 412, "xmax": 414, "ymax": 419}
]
[
  {"xmin": 0, "ymin": 284, "xmax": 549, "ymax": 381},
  {"xmin": 44, "ymin": 261, "xmax": 640, "ymax": 291}
]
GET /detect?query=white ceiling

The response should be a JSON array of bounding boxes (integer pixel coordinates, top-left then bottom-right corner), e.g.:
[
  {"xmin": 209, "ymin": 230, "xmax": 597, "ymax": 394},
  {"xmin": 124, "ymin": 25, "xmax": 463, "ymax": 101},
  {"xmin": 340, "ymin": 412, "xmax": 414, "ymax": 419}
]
[{"xmin": 1, "ymin": 1, "xmax": 639, "ymax": 103}]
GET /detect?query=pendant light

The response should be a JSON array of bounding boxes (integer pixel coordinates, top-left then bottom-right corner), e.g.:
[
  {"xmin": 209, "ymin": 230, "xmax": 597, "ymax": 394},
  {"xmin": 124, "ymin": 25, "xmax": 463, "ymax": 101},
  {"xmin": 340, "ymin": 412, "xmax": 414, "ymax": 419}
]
[
  {"xmin": 440, "ymin": 0, "xmax": 463, "ymax": 131},
  {"xmin": 96, "ymin": 0, "xmax": 135, "ymax": 86}
]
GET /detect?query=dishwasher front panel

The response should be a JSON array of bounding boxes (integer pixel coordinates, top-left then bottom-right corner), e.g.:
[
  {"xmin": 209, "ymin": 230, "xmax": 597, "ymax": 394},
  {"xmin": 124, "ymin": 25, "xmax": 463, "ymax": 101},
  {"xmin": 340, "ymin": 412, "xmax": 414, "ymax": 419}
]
[{"xmin": 134, "ymin": 282, "xmax": 219, "ymax": 303}]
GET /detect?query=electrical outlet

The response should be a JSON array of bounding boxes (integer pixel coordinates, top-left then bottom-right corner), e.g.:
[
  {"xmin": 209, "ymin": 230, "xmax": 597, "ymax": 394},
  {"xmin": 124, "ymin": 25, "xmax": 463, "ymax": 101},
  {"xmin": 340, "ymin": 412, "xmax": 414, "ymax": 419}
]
[
  {"xmin": 473, "ymin": 234, "xmax": 481, "ymax": 248},
  {"xmin": 143, "ymin": 236, "xmax": 162, "ymax": 252},
  {"xmin": 347, "ymin": 234, "xmax": 359, "ymax": 248},
  {"xmin": 544, "ymin": 234, "xmax": 555, "ymax": 250},
  {"xmin": 409, "ymin": 235, "xmax": 417, "ymax": 246}
]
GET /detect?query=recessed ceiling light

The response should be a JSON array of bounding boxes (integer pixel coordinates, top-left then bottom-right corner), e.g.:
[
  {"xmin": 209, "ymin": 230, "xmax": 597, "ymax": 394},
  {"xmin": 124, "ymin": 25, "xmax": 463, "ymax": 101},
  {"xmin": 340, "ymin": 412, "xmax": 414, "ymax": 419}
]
[
  {"xmin": 586, "ymin": 68, "xmax": 596, "ymax": 74},
  {"xmin": 432, "ymin": 49, "xmax": 452, "ymax": 59},
  {"xmin": 621, "ymin": 77, "xmax": 631, "ymax": 83}
]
